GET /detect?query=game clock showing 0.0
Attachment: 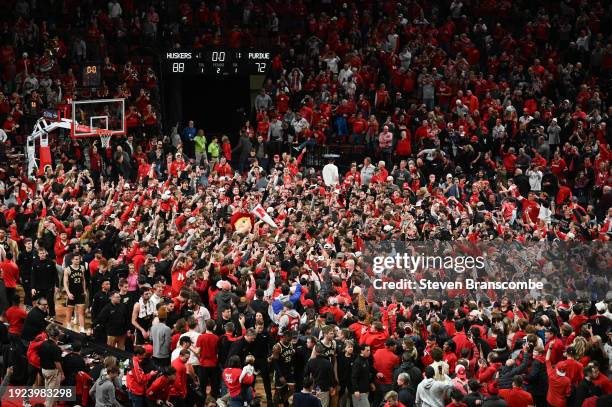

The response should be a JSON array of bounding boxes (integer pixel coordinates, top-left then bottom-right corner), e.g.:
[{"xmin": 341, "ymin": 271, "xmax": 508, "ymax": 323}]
[{"xmin": 163, "ymin": 49, "xmax": 270, "ymax": 76}]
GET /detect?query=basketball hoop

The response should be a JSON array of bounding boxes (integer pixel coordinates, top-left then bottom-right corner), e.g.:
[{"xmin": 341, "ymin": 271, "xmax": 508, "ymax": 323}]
[{"xmin": 97, "ymin": 129, "xmax": 113, "ymax": 148}]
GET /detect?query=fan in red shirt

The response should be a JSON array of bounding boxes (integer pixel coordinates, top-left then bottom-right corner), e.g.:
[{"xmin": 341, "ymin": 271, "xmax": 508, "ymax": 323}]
[
  {"xmin": 214, "ymin": 157, "xmax": 233, "ymax": 177},
  {"xmin": 223, "ymin": 355, "xmax": 244, "ymax": 400},
  {"xmin": 545, "ymin": 352, "xmax": 571, "ymax": 407},
  {"xmin": 373, "ymin": 339, "xmax": 400, "ymax": 388},
  {"xmin": 544, "ymin": 328, "xmax": 566, "ymax": 366},
  {"xmin": 1, "ymin": 253, "xmax": 19, "ymax": 299},
  {"xmin": 395, "ymin": 130, "xmax": 412, "ymax": 158},
  {"xmin": 146, "ymin": 367, "xmax": 176, "ymax": 405},
  {"xmin": 196, "ymin": 319, "xmax": 220, "ymax": 396},
  {"xmin": 4, "ymin": 295, "xmax": 27, "ymax": 335},
  {"xmin": 169, "ymin": 349, "xmax": 193, "ymax": 403},
  {"xmin": 171, "ymin": 255, "xmax": 191, "ymax": 296},
  {"xmin": 359, "ymin": 321, "xmax": 389, "ymax": 353},
  {"xmin": 568, "ymin": 304, "xmax": 589, "ymax": 333},
  {"xmin": 126, "ymin": 346, "xmax": 158, "ymax": 399},
  {"xmin": 499, "ymin": 376, "xmax": 534, "ymax": 407}
]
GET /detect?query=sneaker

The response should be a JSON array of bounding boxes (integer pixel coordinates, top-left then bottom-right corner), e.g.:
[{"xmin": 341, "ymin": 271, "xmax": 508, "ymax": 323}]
[{"xmin": 216, "ymin": 399, "xmax": 226, "ymax": 407}]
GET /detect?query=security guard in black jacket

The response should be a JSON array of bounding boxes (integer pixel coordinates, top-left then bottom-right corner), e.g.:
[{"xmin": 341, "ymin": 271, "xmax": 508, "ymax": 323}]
[
  {"xmin": 30, "ymin": 247, "xmax": 58, "ymax": 317},
  {"xmin": 351, "ymin": 345, "xmax": 374, "ymax": 403}
]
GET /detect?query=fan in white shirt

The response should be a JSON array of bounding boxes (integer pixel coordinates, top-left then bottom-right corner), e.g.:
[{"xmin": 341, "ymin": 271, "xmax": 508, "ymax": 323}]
[{"xmin": 322, "ymin": 160, "xmax": 339, "ymax": 186}]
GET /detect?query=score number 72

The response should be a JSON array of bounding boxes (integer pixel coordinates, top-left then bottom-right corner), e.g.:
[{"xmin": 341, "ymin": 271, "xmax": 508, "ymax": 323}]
[{"xmin": 255, "ymin": 62, "xmax": 266, "ymax": 73}]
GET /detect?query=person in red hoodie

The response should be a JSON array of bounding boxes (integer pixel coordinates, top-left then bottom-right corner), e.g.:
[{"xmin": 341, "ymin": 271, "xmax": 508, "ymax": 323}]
[
  {"xmin": 499, "ymin": 376, "xmax": 534, "ymax": 407},
  {"xmin": 196, "ymin": 319, "xmax": 220, "ymax": 397},
  {"xmin": 569, "ymin": 304, "xmax": 589, "ymax": 333},
  {"xmin": 1, "ymin": 251, "xmax": 19, "ymax": 300},
  {"xmin": 477, "ymin": 352, "xmax": 502, "ymax": 391},
  {"xmin": 545, "ymin": 347, "xmax": 571, "ymax": 407},
  {"xmin": 443, "ymin": 340, "xmax": 458, "ymax": 374},
  {"xmin": 349, "ymin": 312, "xmax": 370, "ymax": 343},
  {"xmin": 126, "ymin": 346, "xmax": 158, "ymax": 407},
  {"xmin": 589, "ymin": 361, "xmax": 612, "ymax": 394},
  {"xmin": 359, "ymin": 321, "xmax": 389, "ymax": 353},
  {"xmin": 544, "ymin": 328, "xmax": 566, "ymax": 366},
  {"xmin": 319, "ymin": 297, "xmax": 345, "ymax": 323},
  {"xmin": 146, "ymin": 366, "xmax": 176, "ymax": 405},
  {"xmin": 563, "ymin": 346, "xmax": 584, "ymax": 386},
  {"xmin": 373, "ymin": 339, "xmax": 400, "ymax": 398},
  {"xmin": 453, "ymin": 320, "xmax": 475, "ymax": 357},
  {"xmin": 170, "ymin": 349, "xmax": 196, "ymax": 407},
  {"xmin": 383, "ymin": 390, "xmax": 406, "ymax": 407},
  {"xmin": 4, "ymin": 294, "xmax": 27, "ymax": 335}
]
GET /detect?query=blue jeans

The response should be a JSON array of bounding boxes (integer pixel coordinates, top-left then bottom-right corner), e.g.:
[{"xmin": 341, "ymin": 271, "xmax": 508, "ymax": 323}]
[
  {"xmin": 129, "ymin": 392, "xmax": 145, "ymax": 407},
  {"xmin": 229, "ymin": 396, "xmax": 243, "ymax": 407}
]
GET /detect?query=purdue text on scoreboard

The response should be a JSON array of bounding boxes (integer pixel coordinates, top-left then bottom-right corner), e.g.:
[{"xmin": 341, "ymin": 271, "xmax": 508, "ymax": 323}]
[{"xmin": 162, "ymin": 49, "xmax": 271, "ymax": 76}]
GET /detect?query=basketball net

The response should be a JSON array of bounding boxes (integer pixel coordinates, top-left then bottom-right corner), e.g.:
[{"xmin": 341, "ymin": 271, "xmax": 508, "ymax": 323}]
[{"xmin": 97, "ymin": 129, "xmax": 113, "ymax": 148}]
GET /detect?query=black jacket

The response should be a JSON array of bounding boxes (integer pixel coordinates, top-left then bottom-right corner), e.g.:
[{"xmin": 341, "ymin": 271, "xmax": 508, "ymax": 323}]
[
  {"xmin": 464, "ymin": 391, "xmax": 485, "ymax": 407},
  {"xmin": 96, "ymin": 302, "xmax": 129, "ymax": 336},
  {"xmin": 393, "ymin": 360, "xmax": 423, "ymax": 388},
  {"xmin": 524, "ymin": 357, "xmax": 548, "ymax": 396},
  {"xmin": 21, "ymin": 306, "xmax": 48, "ymax": 341},
  {"xmin": 91, "ymin": 290, "xmax": 110, "ymax": 322},
  {"xmin": 398, "ymin": 387, "xmax": 416, "ymax": 407},
  {"xmin": 337, "ymin": 352, "xmax": 355, "ymax": 389},
  {"xmin": 31, "ymin": 257, "xmax": 58, "ymax": 290},
  {"xmin": 304, "ymin": 356, "xmax": 335, "ymax": 391},
  {"xmin": 62, "ymin": 352, "xmax": 87, "ymax": 386},
  {"xmin": 17, "ymin": 249, "xmax": 34, "ymax": 284},
  {"xmin": 228, "ymin": 337, "xmax": 258, "ymax": 362},
  {"xmin": 573, "ymin": 379, "xmax": 598, "ymax": 407},
  {"xmin": 497, "ymin": 356, "xmax": 529, "ymax": 389},
  {"xmin": 351, "ymin": 355, "xmax": 372, "ymax": 393}
]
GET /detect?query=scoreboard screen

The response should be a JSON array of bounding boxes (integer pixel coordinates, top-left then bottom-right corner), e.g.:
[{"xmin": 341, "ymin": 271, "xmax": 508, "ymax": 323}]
[{"xmin": 162, "ymin": 49, "xmax": 271, "ymax": 76}]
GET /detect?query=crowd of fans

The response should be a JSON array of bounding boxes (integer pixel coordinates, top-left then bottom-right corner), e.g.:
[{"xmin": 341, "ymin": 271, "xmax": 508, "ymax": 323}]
[{"xmin": 0, "ymin": 1, "xmax": 610, "ymax": 407}]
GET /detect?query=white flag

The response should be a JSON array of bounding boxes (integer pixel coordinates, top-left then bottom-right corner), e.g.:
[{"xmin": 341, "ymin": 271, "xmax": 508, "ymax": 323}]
[{"xmin": 252, "ymin": 204, "xmax": 278, "ymax": 228}]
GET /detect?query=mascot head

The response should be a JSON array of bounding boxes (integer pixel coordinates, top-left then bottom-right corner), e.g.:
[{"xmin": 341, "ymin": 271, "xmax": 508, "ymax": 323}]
[{"xmin": 230, "ymin": 211, "xmax": 255, "ymax": 235}]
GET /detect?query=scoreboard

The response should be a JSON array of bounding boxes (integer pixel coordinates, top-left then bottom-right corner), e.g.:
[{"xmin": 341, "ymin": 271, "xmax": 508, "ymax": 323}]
[{"xmin": 162, "ymin": 49, "xmax": 271, "ymax": 76}]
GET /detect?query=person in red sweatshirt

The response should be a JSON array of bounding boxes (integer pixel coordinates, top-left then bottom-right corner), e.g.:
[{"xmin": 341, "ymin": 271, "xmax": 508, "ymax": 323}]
[
  {"xmin": 453, "ymin": 320, "xmax": 475, "ymax": 357},
  {"xmin": 196, "ymin": 319, "xmax": 220, "ymax": 397},
  {"xmin": 359, "ymin": 321, "xmax": 389, "ymax": 353},
  {"xmin": 589, "ymin": 362, "xmax": 612, "ymax": 394},
  {"xmin": 373, "ymin": 339, "xmax": 400, "ymax": 397},
  {"xmin": 563, "ymin": 347, "xmax": 584, "ymax": 386},
  {"xmin": 477, "ymin": 352, "xmax": 502, "ymax": 390},
  {"xmin": 223, "ymin": 355, "xmax": 245, "ymax": 405},
  {"xmin": 499, "ymin": 376, "xmax": 534, "ymax": 407},
  {"xmin": 544, "ymin": 328, "xmax": 566, "ymax": 366},
  {"xmin": 319, "ymin": 297, "xmax": 345, "ymax": 323},
  {"xmin": 170, "ymin": 349, "xmax": 195, "ymax": 407},
  {"xmin": 569, "ymin": 304, "xmax": 589, "ymax": 333},
  {"xmin": 443, "ymin": 340, "xmax": 459, "ymax": 374},
  {"xmin": 545, "ymin": 347, "xmax": 571, "ymax": 407},
  {"xmin": 4, "ymin": 294, "xmax": 27, "ymax": 335},
  {"xmin": 1, "ymin": 252, "xmax": 19, "ymax": 300},
  {"xmin": 348, "ymin": 312, "xmax": 370, "ymax": 343},
  {"xmin": 146, "ymin": 366, "xmax": 176, "ymax": 405},
  {"xmin": 126, "ymin": 346, "xmax": 158, "ymax": 406}
]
